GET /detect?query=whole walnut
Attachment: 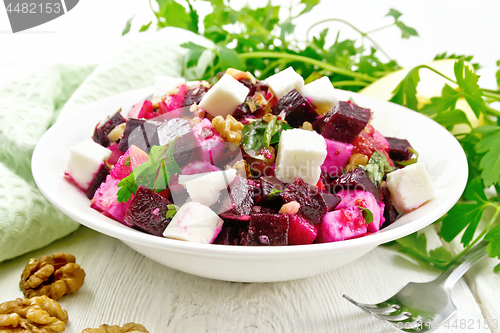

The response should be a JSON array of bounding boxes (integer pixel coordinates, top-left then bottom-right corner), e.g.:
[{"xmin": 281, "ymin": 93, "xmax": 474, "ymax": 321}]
[
  {"xmin": 82, "ymin": 323, "xmax": 150, "ymax": 333},
  {"xmin": 20, "ymin": 253, "xmax": 86, "ymax": 300},
  {"xmin": 0, "ymin": 295, "xmax": 68, "ymax": 333}
]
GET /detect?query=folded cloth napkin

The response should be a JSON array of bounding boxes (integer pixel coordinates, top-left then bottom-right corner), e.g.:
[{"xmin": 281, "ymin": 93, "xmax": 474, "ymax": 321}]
[{"xmin": 0, "ymin": 27, "xmax": 213, "ymax": 262}]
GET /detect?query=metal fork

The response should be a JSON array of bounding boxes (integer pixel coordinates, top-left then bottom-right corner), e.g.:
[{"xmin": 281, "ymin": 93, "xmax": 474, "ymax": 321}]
[{"xmin": 343, "ymin": 240, "xmax": 488, "ymax": 332}]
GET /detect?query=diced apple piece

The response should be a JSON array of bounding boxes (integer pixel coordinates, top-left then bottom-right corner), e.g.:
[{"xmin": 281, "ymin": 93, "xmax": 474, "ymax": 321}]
[
  {"xmin": 288, "ymin": 214, "xmax": 318, "ymax": 245},
  {"xmin": 317, "ymin": 207, "xmax": 367, "ymax": 243},
  {"xmin": 335, "ymin": 189, "xmax": 385, "ymax": 233},
  {"xmin": 64, "ymin": 138, "xmax": 111, "ymax": 192},
  {"xmin": 321, "ymin": 138, "xmax": 353, "ymax": 177},
  {"xmin": 198, "ymin": 74, "xmax": 250, "ymax": 118},
  {"xmin": 275, "ymin": 128, "xmax": 327, "ymax": 186},
  {"xmin": 178, "ymin": 169, "xmax": 237, "ymax": 206},
  {"xmin": 300, "ymin": 76, "xmax": 339, "ymax": 116},
  {"xmin": 265, "ymin": 67, "xmax": 304, "ymax": 99},
  {"xmin": 163, "ymin": 202, "xmax": 223, "ymax": 244},
  {"xmin": 91, "ymin": 175, "xmax": 131, "ymax": 225},
  {"xmin": 110, "ymin": 145, "xmax": 149, "ymax": 180},
  {"xmin": 386, "ymin": 162, "xmax": 435, "ymax": 213},
  {"xmin": 313, "ymin": 101, "xmax": 371, "ymax": 144}
]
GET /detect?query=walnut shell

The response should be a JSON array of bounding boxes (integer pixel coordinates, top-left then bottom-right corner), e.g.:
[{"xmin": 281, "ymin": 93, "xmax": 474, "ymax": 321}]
[
  {"xmin": 0, "ymin": 295, "xmax": 68, "ymax": 333},
  {"xmin": 82, "ymin": 323, "xmax": 149, "ymax": 333},
  {"xmin": 20, "ymin": 253, "xmax": 86, "ymax": 300}
]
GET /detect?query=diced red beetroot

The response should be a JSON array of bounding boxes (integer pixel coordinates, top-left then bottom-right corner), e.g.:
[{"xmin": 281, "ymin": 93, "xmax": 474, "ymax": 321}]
[
  {"xmin": 386, "ymin": 137, "xmax": 414, "ymax": 161},
  {"xmin": 213, "ymin": 225, "xmax": 240, "ymax": 245},
  {"xmin": 107, "ymin": 143, "xmax": 123, "ymax": 166},
  {"xmin": 255, "ymin": 176, "xmax": 285, "ymax": 204},
  {"xmin": 118, "ymin": 118, "xmax": 162, "ymax": 153},
  {"xmin": 321, "ymin": 138, "xmax": 353, "ymax": 177},
  {"xmin": 281, "ymin": 178, "xmax": 327, "ymax": 225},
  {"xmin": 313, "ymin": 101, "xmax": 371, "ymax": 144},
  {"xmin": 245, "ymin": 213, "xmax": 289, "ymax": 246},
  {"xmin": 93, "ymin": 111, "xmax": 126, "ymax": 147},
  {"xmin": 381, "ymin": 183, "xmax": 401, "ymax": 227},
  {"xmin": 225, "ymin": 175, "xmax": 256, "ymax": 216},
  {"xmin": 124, "ymin": 186, "xmax": 174, "ymax": 236},
  {"xmin": 137, "ymin": 100, "xmax": 157, "ymax": 119},
  {"xmin": 271, "ymin": 89, "xmax": 318, "ymax": 128},
  {"xmin": 91, "ymin": 175, "xmax": 132, "ymax": 225},
  {"xmin": 172, "ymin": 132, "xmax": 204, "ymax": 168},
  {"xmin": 110, "ymin": 145, "xmax": 149, "ymax": 180},
  {"xmin": 320, "ymin": 192, "xmax": 341, "ymax": 212},
  {"xmin": 331, "ymin": 167, "xmax": 382, "ymax": 202},
  {"xmin": 316, "ymin": 207, "xmax": 367, "ymax": 243},
  {"xmin": 86, "ymin": 164, "xmax": 110, "ymax": 199},
  {"xmin": 335, "ymin": 189, "xmax": 385, "ymax": 233},
  {"xmin": 288, "ymin": 214, "xmax": 318, "ymax": 245},
  {"xmin": 182, "ymin": 84, "xmax": 209, "ymax": 107}
]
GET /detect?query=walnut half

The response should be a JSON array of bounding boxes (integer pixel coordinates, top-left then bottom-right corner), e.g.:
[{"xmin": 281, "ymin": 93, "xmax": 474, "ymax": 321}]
[
  {"xmin": 0, "ymin": 295, "xmax": 68, "ymax": 333},
  {"xmin": 82, "ymin": 323, "xmax": 150, "ymax": 333},
  {"xmin": 20, "ymin": 253, "xmax": 86, "ymax": 300}
]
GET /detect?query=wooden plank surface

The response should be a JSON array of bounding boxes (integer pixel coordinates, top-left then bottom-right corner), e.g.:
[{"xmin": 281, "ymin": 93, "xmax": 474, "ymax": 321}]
[{"xmin": 0, "ymin": 226, "xmax": 496, "ymax": 333}]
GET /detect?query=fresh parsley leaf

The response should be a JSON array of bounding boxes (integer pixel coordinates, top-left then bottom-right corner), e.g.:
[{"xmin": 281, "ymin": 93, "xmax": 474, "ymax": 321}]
[
  {"xmin": 263, "ymin": 117, "xmax": 280, "ymax": 149},
  {"xmin": 122, "ymin": 15, "xmax": 135, "ymax": 36},
  {"xmin": 156, "ymin": 0, "xmax": 198, "ymax": 33},
  {"xmin": 485, "ymin": 223, "xmax": 500, "ymax": 272},
  {"xmin": 182, "ymin": 42, "xmax": 207, "ymax": 68},
  {"xmin": 267, "ymin": 189, "xmax": 282, "ymax": 201},
  {"xmin": 434, "ymin": 52, "xmax": 480, "ymax": 71},
  {"xmin": 496, "ymin": 60, "xmax": 500, "ymax": 89},
  {"xmin": 361, "ymin": 150, "xmax": 393, "ymax": 186},
  {"xmin": 432, "ymin": 109, "xmax": 472, "ymax": 131},
  {"xmin": 386, "ymin": 8, "xmax": 402, "ymax": 20},
  {"xmin": 393, "ymin": 232, "xmax": 452, "ymax": 267},
  {"xmin": 217, "ymin": 45, "xmax": 245, "ymax": 70},
  {"xmin": 166, "ymin": 204, "xmax": 179, "ymax": 219},
  {"xmin": 454, "ymin": 59, "xmax": 486, "ymax": 118},
  {"xmin": 394, "ymin": 21, "xmax": 419, "ymax": 39},
  {"xmin": 139, "ymin": 21, "xmax": 152, "ymax": 32},
  {"xmin": 242, "ymin": 119, "xmax": 288, "ymax": 159},
  {"xmin": 420, "ymin": 84, "xmax": 461, "ymax": 115},
  {"xmin": 477, "ymin": 130, "xmax": 500, "ymax": 186},
  {"xmin": 390, "ymin": 66, "xmax": 421, "ymax": 111},
  {"xmin": 441, "ymin": 199, "xmax": 489, "ymax": 247},
  {"xmin": 358, "ymin": 206, "xmax": 373, "ymax": 224},
  {"xmin": 117, "ymin": 140, "xmax": 182, "ymax": 203},
  {"xmin": 298, "ymin": 0, "xmax": 320, "ymax": 15}
]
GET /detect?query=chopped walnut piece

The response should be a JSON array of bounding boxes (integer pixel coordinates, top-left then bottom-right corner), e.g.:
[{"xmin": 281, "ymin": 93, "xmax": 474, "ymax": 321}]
[
  {"xmin": 20, "ymin": 253, "xmax": 86, "ymax": 300},
  {"xmin": 0, "ymin": 296, "xmax": 68, "ymax": 333},
  {"xmin": 212, "ymin": 115, "xmax": 244, "ymax": 144},
  {"xmin": 82, "ymin": 323, "xmax": 150, "ymax": 333}
]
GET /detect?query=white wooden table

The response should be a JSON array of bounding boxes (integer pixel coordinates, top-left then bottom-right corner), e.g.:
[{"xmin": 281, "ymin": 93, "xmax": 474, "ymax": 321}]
[{"xmin": 1, "ymin": 225, "xmax": 499, "ymax": 333}]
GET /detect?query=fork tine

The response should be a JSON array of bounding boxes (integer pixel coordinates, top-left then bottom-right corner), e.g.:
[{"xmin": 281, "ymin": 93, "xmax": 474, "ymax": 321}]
[
  {"xmin": 343, "ymin": 294, "xmax": 401, "ymax": 315},
  {"xmin": 376, "ymin": 312, "xmax": 413, "ymax": 322}
]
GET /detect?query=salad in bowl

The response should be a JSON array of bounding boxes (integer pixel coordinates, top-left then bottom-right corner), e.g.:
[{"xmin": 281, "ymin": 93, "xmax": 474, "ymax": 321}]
[{"xmin": 63, "ymin": 67, "xmax": 435, "ymax": 247}]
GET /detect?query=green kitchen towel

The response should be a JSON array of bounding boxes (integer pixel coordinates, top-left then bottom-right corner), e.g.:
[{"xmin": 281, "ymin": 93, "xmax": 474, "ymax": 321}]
[{"xmin": 0, "ymin": 27, "xmax": 213, "ymax": 262}]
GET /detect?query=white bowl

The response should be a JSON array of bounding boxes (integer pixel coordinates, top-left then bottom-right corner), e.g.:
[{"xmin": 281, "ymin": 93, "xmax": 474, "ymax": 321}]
[{"xmin": 32, "ymin": 87, "xmax": 467, "ymax": 282}]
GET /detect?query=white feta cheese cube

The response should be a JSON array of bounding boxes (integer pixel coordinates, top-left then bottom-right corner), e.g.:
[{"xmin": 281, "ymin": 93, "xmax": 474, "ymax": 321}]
[
  {"xmin": 198, "ymin": 74, "xmax": 250, "ymax": 118},
  {"xmin": 178, "ymin": 169, "xmax": 237, "ymax": 206},
  {"xmin": 275, "ymin": 129, "xmax": 327, "ymax": 185},
  {"xmin": 386, "ymin": 162, "xmax": 435, "ymax": 213},
  {"xmin": 64, "ymin": 138, "xmax": 111, "ymax": 191},
  {"xmin": 152, "ymin": 76, "xmax": 186, "ymax": 102},
  {"xmin": 265, "ymin": 67, "xmax": 304, "ymax": 99},
  {"xmin": 163, "ymin": 202, "xmax": 223, "ymax": 244},
  {"xmin": 300, "ymin": 76, "xmax": 339, "ymax": 116}
]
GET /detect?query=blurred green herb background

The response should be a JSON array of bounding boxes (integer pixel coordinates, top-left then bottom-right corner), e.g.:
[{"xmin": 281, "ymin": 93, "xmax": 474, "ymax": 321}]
[{"xmin": 124, "ymin": 0, "xmax": 500, "ymax": 271}]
